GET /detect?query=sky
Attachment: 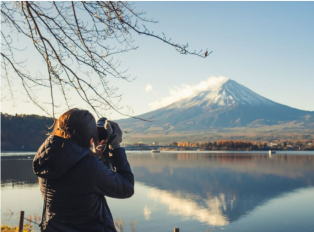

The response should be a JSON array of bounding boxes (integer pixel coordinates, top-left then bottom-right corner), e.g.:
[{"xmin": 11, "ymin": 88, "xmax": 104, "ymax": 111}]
[{"xmin": 1, "ymin": 1, "xmax": 314, "ymax": 120}]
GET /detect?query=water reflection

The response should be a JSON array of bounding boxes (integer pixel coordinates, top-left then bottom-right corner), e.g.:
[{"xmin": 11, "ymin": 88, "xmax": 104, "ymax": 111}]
[
  {"xmin": 1, "ymin": 159, "xmax": 37, "ymax": 185},
  {"xmin": 147, "ymin": 188, "xmax": 230, "ymax": 226},
  {"xmin": 130, "ymin": 153, "xmax": 314, "ymax": 226},
  {"xmin": 1, "ymin": 152, "xmax": 314, "ymax": 231},
  {"xmin": 143, "ymin": 205, "xmax": 151, "ymax": 220}
]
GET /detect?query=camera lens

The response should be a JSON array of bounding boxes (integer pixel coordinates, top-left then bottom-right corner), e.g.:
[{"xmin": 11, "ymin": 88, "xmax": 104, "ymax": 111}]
[
  {"xmin": 97, "ymin": 117, "xmax": 108, "ymax": 141},
  {"xmin": 98, "ymin": 127, "xmax": 108, "ymax": 141}
]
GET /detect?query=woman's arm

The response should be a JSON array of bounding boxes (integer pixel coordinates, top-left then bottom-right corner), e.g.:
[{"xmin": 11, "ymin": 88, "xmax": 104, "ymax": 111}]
[{"xmin": 92, "ymin": 147, "xmax": 134, "ymax": 198}]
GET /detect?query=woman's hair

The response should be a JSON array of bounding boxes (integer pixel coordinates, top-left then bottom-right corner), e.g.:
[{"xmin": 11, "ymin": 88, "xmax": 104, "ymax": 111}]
[{"xmin": 52, "ymin": 108, "xmax": 97, "ymax": 148}]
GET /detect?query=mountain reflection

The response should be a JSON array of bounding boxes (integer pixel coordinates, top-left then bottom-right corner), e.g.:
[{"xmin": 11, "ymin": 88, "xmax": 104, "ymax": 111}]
[
  {"xmin": 129, "ymin": 153, "xmax": 314, "ymax": 225},
  {"xmin": 148, "ymin": 188, "xmax": 231, "ymax": 226},
  {"xmin": 2, "ymin": 152, "xmax": 314, "ymax": 227}
]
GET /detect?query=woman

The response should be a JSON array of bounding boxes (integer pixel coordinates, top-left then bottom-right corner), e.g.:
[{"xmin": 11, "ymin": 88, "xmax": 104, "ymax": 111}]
[{"xmin": 33, "ymin": 108, "xmax": 134, "ymax": 232}]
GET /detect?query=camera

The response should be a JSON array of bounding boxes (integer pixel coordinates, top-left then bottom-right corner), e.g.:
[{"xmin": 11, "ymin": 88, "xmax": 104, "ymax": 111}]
[
  {"xmin": 97, "ymin": 117, "xmax": 108, "ymax": 142},
  {"xmin": 96, "ymin": 117, "xmax": 115, "ymax": 169},
  {"xmin": 97, "ymin": 117, "xmax": 116, "ymax": 143}
]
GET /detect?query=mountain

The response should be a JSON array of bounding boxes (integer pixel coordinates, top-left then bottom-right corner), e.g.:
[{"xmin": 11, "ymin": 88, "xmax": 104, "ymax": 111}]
[{"xmin": 117, "ymin": 77, "xmax": 314, "ymax": 134}]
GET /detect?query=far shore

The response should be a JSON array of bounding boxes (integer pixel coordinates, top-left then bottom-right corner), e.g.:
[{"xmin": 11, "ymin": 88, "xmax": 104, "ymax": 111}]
[{"xmin": 1, "ymin": 149, "xmax": 314, "ymax": 154}]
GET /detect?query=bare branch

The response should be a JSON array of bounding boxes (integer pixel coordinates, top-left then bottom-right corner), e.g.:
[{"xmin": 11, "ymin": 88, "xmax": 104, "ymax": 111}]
[{"xmin": 1, "ymin": 1, "xmax": 210, "ymax": 121}]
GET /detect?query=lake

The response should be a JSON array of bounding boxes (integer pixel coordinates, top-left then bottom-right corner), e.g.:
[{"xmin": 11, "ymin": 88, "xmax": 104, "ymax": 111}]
[{"xmin": 1, "ymin": 151, "xmax": 314, "ymax": 232}]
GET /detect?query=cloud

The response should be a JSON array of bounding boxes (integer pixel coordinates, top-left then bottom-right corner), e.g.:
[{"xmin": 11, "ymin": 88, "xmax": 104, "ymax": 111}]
[
  {"xmin": 148, "ymin": 76, "xmax": 229, "ymax": 110},
  {"xmin": 145, "ymin": 84, "xmax": 153, "ymax": 93}
]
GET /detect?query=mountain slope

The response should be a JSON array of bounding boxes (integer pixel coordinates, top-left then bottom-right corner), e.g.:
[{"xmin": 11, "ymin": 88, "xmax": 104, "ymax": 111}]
[{"xmin": 117, "ymin": 77, "xmax": 314, "ymax": 133}]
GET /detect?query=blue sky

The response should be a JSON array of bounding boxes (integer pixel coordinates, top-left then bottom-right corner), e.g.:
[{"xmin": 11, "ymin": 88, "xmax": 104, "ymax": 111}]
[{"xmin": 1, "ymin": 2, "xmax": 314, "ymax": 119}]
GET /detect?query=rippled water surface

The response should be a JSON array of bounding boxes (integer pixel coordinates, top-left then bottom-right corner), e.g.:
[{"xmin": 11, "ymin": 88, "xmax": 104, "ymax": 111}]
[{"xmin": 2, "ymin": 151, "xmax": 314, "ymax": 232}]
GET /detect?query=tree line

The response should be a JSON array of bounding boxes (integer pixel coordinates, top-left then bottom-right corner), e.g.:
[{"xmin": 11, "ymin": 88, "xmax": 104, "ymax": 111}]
[
  {"xmin": 170, "ymin": 140, "xmax": 314, "ymax": 151},
  {"xmin": 1, "ymin": 113, "xmax": 53, "ymax": 151}
]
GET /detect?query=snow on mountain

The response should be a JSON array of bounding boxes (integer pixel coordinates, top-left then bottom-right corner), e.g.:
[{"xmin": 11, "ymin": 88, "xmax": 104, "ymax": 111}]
[
  {"xmin": 167, "ymin": 77, "xmax": 275, "ymax": 110},
  {"xmin": 117, "ymin": 77, "xmax": 314, "ymax": 132}
]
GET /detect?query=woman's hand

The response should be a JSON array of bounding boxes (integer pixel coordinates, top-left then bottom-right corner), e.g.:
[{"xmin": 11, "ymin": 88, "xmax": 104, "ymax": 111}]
[{"xmin": 105, "ymin": 120, "xmax": 122, "ymax": 149}]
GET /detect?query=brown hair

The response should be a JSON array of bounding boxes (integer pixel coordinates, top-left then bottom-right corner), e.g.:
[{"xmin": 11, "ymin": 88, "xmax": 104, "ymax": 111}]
[{"xmin": 52, "ymin": 108, "xmax": 97, "ymax": 148}]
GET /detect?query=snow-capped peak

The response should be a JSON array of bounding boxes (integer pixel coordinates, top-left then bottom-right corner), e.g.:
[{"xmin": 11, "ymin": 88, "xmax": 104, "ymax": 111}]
[{"xmin": 167, "ymin": 77, "xmax": 275, "ymax": 109}]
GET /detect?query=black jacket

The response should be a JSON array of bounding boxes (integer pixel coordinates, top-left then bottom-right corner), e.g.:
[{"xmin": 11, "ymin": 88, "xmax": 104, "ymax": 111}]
[{"xmin": 33, "ymin": 135, "xmax": 134, "ymax": 232}]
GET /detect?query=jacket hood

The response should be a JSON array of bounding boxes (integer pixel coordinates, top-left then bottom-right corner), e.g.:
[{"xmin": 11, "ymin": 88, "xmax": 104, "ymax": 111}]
[{"xmin": 33, "ymin": 135, "xmax": 91, "ymax": 180}]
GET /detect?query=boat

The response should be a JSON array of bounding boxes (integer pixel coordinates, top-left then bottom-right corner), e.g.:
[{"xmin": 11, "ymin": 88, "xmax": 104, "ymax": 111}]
[
  {"xmin": 151, "ymin": 150, "xmax": 160, "ymax": 153},
  {"xmin": 268, "ymin": 150, "xmax": 276, "ymax": 158}
]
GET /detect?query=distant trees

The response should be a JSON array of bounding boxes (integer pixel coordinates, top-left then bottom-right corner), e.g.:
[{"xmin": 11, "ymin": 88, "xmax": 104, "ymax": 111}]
[
  {"xmin": 170, "ymin": 140, "xmax": 314, "ymax": 151},
  {"xmin": 170, "ymin": 141, "xmax": 178, "ymax": 146},
  {"xmin": 200, "ymin": 140, "xmax": 256, "ymax": 150},
  {"xmin": 307, "ymin": 143, "xmax": 314, "ymax": 150},
  {"xmin": 170, "ymin": 140, "xmax": 257, "ymax": 150},
  {"xmin": 1, "ymin": 113, "xmax": 53, "ymax": 151}
]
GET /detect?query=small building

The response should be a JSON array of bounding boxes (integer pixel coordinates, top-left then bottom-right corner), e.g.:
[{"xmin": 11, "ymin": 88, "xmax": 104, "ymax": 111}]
[{"xmin": 269, "ymin": 142, "xmax": 278, "ymax": 147}]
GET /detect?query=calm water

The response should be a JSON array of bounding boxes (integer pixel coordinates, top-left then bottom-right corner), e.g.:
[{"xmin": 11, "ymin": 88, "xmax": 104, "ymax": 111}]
[{"xmin": 1, "ymin": 151, "xmax": 314, "ymax": 232}]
